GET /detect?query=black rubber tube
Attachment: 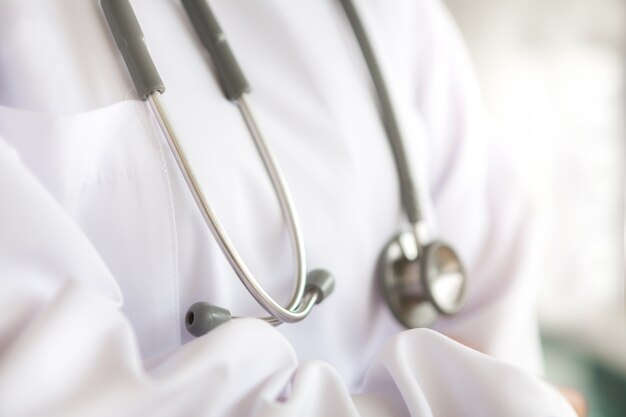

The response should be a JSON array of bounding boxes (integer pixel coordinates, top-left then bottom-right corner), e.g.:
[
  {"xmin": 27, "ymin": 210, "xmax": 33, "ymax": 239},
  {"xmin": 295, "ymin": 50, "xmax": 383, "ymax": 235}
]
[
  {"xmin": 339, "ymin": 0, "xmax": 422, "ymax": 225},
  {"xmin": 101, "ymin": 0, "xmax": 165, "ymax": 100},
  {"xmin": 181, "ymin": 0, "xmax": 251, "ymax": 101}
]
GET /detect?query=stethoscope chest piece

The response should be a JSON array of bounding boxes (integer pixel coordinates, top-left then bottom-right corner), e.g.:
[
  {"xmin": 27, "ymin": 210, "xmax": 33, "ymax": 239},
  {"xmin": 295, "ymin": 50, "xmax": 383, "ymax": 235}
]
[{"xmin": 379, "ymin": 232, "xmax": 467, "ymax": 328}]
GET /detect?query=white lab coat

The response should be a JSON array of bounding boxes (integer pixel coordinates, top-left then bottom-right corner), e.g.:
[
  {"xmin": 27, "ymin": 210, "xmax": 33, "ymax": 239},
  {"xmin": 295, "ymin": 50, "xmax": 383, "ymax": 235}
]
[{"xmin": 0, "ymin": 0, "xmax": 576, "ymax": 416}]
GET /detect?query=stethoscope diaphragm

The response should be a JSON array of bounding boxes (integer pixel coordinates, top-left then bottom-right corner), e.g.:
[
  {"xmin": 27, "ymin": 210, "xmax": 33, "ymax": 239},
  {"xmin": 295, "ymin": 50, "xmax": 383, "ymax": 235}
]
[{"xmin": 380, "ymin": 232, "xmax": 467, "ymax": 328}]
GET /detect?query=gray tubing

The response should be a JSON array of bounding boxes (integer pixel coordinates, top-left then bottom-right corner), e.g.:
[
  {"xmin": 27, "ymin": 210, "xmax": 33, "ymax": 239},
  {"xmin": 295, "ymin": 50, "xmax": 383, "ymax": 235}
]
[
  {"xmin": 181, "ymin": 0, "xmax": 251, "ymax": 101},
  {"xmin": 339, "ymin": 0, "xmax": 422, "ymax": 225},
  {"xmin": 101, "ymin": 0, "xmax": 165, "ymax": 100}
]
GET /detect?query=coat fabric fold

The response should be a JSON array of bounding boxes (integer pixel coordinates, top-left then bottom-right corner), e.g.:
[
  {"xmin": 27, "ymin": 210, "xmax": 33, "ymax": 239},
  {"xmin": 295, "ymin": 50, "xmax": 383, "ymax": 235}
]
[{"xmin": 0, "ymin": 0, "xmax": 575, "ymax": 415}]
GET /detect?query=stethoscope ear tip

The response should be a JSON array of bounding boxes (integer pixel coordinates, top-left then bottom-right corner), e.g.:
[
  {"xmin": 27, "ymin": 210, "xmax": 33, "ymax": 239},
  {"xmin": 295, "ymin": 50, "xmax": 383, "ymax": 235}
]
[
  {"xmin": 305, "ymin": 269, "xmax": 335, "ymax": 304},
  {"xmin": 186, "ymin": 302, "xmax": 232, "ymax": 337}
]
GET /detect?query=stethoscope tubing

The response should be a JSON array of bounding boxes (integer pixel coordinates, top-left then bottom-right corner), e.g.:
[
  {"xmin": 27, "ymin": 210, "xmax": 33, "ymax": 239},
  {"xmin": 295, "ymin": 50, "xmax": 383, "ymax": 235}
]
[
  {"xmin": 102, "ymin": 0, "xmax": 467, "ymax": 334},
  {"xmin": 339, "ymin": 0, "xmax": 423, "ymax": 228}
]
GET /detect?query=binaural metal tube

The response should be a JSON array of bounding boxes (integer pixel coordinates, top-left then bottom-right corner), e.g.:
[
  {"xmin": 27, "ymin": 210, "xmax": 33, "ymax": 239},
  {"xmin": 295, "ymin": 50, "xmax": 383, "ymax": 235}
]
[
  {"xmin": 179, "ymin": 0, "xmax": 312, "ymax": 317},
  {"xmin": 102, "ymin": 0, "xmax": 331, "ymax": 330},
  {"xmin": 147, "ymin": 92, "xmax": 312, "ymax": 323},
  {"xmin": 237, "ymin": 95, "xmax": 308, "ymax": 311}
]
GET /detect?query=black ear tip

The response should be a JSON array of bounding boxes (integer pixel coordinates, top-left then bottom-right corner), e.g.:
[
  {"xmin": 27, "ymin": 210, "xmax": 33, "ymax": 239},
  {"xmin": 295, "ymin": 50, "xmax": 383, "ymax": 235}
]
[{"xmin": 186, "ymin": 302, "xmax": 232, "ymax": 337}]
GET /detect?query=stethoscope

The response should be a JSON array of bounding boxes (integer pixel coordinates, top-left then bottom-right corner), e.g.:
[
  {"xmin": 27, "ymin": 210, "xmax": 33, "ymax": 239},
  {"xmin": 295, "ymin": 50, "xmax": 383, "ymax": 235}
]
[{"xmin": 101, "ymin": 0, "xmax": 467, "ymax": 337}]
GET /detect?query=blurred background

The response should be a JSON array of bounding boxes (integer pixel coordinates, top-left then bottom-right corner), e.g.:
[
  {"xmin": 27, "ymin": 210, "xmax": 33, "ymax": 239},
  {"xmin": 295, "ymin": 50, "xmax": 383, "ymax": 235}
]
[{"xmin": 442, "ymin": 0, "xmax": 625, "ymax": 415}]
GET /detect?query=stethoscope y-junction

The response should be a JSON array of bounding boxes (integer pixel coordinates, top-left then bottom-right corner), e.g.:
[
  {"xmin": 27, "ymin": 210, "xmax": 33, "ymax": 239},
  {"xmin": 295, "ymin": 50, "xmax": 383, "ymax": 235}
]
[{"xmin": 101, "ymin": 0, "xmax": 467, "ymax": 337}]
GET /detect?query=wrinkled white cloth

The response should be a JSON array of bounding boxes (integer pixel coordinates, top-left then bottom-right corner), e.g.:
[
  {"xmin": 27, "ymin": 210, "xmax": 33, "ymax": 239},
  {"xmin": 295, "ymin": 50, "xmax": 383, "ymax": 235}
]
[{"xmin": 0, "ymin": 0, "xmax": 575, "ymax": 416}]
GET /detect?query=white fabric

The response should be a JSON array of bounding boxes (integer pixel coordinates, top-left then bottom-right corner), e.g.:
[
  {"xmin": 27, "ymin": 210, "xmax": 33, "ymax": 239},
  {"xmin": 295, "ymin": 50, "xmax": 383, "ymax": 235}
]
[{"xmin": 0, "ymin": 0, "xmax": 575, "ymax": 415}]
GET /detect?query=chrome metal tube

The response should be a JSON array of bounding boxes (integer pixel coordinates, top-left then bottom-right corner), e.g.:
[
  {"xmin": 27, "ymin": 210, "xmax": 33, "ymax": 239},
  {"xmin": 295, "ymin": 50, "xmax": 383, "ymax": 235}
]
[
  {"xmin": 147, "ymin": 92, "xmax": 311, "ymax": 323},
  {"xmin": 237, "ymin": 95, "xmax": 307, "ymax": 310},
  {"xmin": 261, "ymin": 289, "xmax": 320, "ymax": 326}
]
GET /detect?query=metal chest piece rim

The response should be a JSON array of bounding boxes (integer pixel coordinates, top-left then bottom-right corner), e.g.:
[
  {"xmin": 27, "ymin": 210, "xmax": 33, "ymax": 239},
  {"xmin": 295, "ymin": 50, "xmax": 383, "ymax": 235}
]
[{"xmin": 379, "ymin": 231, "xmax": 468, "ymax": 328}]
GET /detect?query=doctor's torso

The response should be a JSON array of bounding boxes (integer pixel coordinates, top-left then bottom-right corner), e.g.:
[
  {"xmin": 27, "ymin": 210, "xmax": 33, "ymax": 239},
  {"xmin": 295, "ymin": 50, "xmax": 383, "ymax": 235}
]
[{"xmin": 0, "ymin": 0, "xmax": 449, "ymax": 387}]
